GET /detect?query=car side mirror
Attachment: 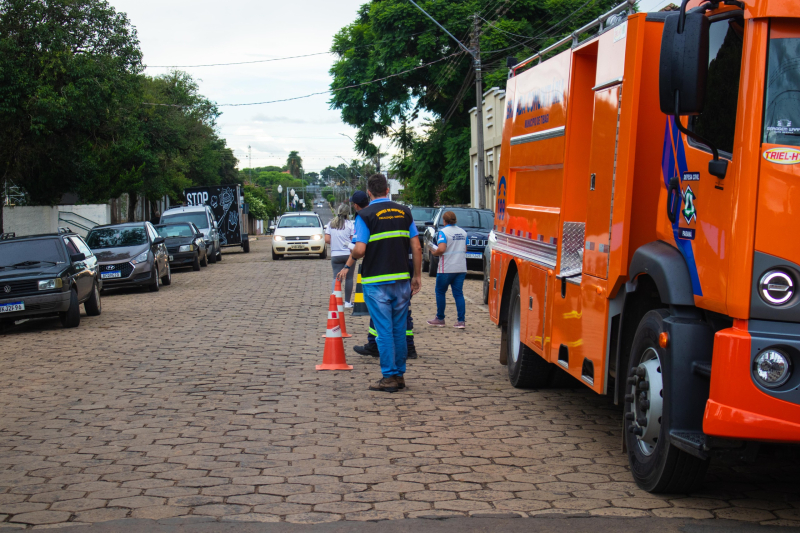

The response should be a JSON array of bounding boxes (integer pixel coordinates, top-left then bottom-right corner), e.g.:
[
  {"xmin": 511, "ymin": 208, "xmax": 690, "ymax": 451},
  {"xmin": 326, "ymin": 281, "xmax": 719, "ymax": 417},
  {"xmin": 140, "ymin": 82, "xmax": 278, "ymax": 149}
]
[
  {"xmin": 269, "ymin": 225, "xmax": 275, "ymax": 231},
  {"xmin": 153, "ymin": 237, "xmax": 166, "ymax": 245},
  {"xmin": 659, "ymin": 12, "xmax": 709, "ymax": 116},
  {"xmin": 659, "ymin": 10, "xmax": 727, "ymax": 179},
  {"xmin": 70, "ymin": 253, "xmax": 86, "ymax": 262}
]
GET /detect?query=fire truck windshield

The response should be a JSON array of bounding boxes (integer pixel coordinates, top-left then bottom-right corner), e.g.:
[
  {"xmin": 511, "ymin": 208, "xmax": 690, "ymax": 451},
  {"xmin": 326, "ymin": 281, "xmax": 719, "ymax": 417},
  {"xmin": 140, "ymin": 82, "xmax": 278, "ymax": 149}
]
[{"xmin": 763, "ymin": 22, "xmax": 800, "ymax": 147}]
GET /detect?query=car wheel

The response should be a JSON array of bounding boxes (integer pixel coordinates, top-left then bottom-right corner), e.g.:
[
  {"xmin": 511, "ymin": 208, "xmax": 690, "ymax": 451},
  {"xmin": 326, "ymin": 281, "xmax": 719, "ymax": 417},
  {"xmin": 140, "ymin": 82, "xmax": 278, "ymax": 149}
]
[
  {"xmin": 161, "ymin": 263, "xmax": 172, "ymax": 285},
  {"xmin": 149, "ymin": 268, "xmax": 160, "ymax": 292},
  {"xmin": 319, "ymin": 246, "xmax": 327, "ymax": 259},
  {"xmin": 217, "ymin": 249, "xmax": 222, "ymax": 261},
  {"xmin": 242, "ymin": 240, "xmax": 250, "ymax": 253},
  {"xmin": 193, "ymin": 253, "xmax": 201, "ymax": 271},
  {"xmin": 483, "ymin": 260, "xmax": 490, "ymax": 305},
  {"xmin": 208, "ymin": 246, "xmax": 217, "ymax": 264},
  {"xmin": 200, "ymin": 250, "xmax": 208, "ymax": 267},
  {"xmin": 624, "ymin": 309, "xmax": 709, "ymax": 493},
  {"xmin": 422, "ymin": 253, "xmax": 430, "ymax": 272},
  {"xmin": 272, "ymin": 249, "xmax": 281, "ymax": 261},
  {"xmin": 428, "ymin": 255, "xmax": 438, "ymax": 277},
  {"xmin": 505, "ymin": 273, "xmax": 554, "ymax": 388},
  {"xmin": 84, "ymin": 282, "xmax": 102, "ymax": 316},
  {"xmin": 60, "ymin": 289, "xmax": 81, "ymax": 328}
]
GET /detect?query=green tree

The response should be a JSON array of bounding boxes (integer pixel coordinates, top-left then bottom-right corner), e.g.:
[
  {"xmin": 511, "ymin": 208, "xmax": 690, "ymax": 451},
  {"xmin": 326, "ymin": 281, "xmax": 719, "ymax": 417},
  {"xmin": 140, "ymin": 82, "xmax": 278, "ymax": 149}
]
[
  {"xmin": 0, "ymin": 0, "xmax": 143, "ymax": 229},
  {"xmin": 329, "ymin": 0, "xmax": 620, "ymax": 205},
  {"xmin": 286, "ymin": 151, "xmax": 303, "ymax": 179}
]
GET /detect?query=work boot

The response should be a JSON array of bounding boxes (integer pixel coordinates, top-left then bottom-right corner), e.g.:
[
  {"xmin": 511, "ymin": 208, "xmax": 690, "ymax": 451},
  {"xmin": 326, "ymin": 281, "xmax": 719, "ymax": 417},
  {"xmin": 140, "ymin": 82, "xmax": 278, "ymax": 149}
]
[
  {"xmin": 426, "ymin": 317, "xmax": 445, "ymax": 327},
  {"xmin": 353, "ymin": 344, "xmax": 379, "ymax": 357},
  {"xmin": 407, "ymin": 346, "xmax": 418, "ymax": 359},
  {"xmin": 396, "ymin": 376, "xmax": 406, "ymax": 390},
  {"xmin": 368, "ymin": 376, "xmax": 399, "ymax": 393}
]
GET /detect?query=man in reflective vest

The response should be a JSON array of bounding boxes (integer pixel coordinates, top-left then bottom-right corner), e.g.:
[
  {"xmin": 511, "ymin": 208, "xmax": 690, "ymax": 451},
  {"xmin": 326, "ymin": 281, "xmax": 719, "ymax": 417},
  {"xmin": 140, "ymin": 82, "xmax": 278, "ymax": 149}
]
[{"xmin": 350, "ymin": 174, "xmax": 422, "ymax": 392}]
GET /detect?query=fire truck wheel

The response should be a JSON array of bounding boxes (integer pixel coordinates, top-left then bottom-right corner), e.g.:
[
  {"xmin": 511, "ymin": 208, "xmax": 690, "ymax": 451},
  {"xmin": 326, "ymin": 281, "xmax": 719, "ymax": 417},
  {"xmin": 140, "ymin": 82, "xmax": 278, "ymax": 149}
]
[
  {"xmin": 506, "ymin": 273, "xmax": 554, "ymax": 389},
  {"xmin": 624, "ymin": 309, "xmax": 709, "ymax": 493}
]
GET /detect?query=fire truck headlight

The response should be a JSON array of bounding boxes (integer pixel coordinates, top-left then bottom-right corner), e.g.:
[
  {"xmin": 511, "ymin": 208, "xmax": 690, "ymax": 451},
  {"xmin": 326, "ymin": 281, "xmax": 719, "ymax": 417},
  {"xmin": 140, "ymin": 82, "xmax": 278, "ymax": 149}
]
[{"xmin": 753, "ymin": 349, "xmax": 791, "ymax": 389}]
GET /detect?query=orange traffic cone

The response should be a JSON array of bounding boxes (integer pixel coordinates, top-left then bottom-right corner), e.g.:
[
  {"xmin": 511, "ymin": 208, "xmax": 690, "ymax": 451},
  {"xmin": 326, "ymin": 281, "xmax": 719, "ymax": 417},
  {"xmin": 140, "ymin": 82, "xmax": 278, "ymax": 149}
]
[
  {"xmin": 317, "ymin": 294, "xmax": 353, "ymax": 371},
  {"xmin": 322, "ymin": 279, "xmax": 352, "ymax": 338}
]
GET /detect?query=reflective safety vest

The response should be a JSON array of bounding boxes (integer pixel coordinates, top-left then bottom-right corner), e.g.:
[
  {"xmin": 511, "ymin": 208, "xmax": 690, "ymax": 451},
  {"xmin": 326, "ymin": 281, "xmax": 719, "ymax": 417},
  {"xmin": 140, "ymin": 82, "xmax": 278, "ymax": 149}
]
[{"xmin": 359, "ymin": 200, "xmax": 414, "ymax": 284}]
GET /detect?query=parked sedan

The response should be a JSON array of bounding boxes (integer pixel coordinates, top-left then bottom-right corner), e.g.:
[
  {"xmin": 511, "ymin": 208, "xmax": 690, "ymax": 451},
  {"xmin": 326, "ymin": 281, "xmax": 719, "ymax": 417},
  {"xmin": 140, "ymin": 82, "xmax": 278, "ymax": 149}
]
[
  {"xmin": 0, "ymin": 229, "xmax": 101, "ymax": 330},
  {"xmin": 422, "ymin": 207, "xmax": 494, "ymax": 276},
  {"xmin": 154, "ymin": 223, "xmax": 207, "ymax": 271},
  {"xmin": 86, "ymin": 222, "xmax": 171, "ymax": 292}
]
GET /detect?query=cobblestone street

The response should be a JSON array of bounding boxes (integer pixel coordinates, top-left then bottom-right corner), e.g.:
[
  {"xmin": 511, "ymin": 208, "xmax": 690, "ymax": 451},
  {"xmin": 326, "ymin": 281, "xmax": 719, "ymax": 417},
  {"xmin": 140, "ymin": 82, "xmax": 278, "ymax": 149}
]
[{"xmin": 0, "ymin": 238, "xmax": 799, "ymax": 530}]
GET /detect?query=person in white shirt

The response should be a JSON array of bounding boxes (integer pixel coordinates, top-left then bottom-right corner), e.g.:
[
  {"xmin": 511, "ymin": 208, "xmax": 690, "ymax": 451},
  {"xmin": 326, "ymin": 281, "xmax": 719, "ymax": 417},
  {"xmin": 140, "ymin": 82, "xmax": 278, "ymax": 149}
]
[
  {"xmin": 325, "ymin": 204, "xmax": 355, "ymax": 305},
  {"xmin": 426, "ymin": 211, "xmax": 467, "ymax": 329}
]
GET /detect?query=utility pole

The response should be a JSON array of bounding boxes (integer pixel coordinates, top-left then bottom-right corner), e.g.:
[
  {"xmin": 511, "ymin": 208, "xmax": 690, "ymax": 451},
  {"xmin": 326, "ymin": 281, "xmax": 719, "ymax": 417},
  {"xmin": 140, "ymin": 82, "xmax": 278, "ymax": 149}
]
[
  {"xmin": 472, "ymin": 14, "xmax": 486, "ymax": 210},
  {"xmin": 405, "ymin": 0, "xmax": 486, "ymax": 209}
]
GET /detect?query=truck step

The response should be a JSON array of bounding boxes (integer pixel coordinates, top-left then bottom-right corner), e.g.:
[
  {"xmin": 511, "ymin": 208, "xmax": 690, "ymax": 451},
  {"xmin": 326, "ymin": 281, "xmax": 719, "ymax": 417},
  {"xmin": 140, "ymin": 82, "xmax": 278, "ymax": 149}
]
[
  {"xmin": 669, "ymin": 430, "xmax": 709, "ymax": 460},
  {"xmin": 692, "ymin": 362, "xmax": 712, "ymax": 379}
]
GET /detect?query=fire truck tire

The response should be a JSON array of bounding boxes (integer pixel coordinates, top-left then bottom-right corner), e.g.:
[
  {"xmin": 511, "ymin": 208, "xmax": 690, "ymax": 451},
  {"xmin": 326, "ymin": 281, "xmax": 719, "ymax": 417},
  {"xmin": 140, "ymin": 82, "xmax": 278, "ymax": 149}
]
[
  {"xmin": 506, "ymin": 274, "xmax": 554, "ymax": 389},
  {"xmin": 624, "ymin": 309, "xmax": 709, "ymax": 493}
]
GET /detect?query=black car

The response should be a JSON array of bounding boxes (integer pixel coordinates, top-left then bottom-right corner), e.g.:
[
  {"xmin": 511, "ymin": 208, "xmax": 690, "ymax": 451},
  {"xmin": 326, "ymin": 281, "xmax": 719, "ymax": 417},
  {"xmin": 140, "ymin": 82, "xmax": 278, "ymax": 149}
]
[
  {"xmin": 422, "ymin": 207, "xmax": 494, "ymax": 276},
  {"xmin": 0, "ymin": 229, "xmax": 102, "ymax": 330},
  {"xmin": 154, "ymin": 223, "xmax": 208, "ymax": 271},
  {"xmin": 86, "ymin": 222, "xmax": 171, "ymax": 292},
  {"xmin": 409, "ymin": 206, "xmax": 437, "ymax": 245}
]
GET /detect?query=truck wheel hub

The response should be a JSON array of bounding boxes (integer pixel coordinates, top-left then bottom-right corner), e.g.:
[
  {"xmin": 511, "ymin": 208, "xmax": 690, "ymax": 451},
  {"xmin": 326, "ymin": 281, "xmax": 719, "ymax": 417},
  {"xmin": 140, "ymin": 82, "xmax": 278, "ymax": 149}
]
[{"xmin": 630, "ymin": 348, "xmax": 663, "ymax": 456}]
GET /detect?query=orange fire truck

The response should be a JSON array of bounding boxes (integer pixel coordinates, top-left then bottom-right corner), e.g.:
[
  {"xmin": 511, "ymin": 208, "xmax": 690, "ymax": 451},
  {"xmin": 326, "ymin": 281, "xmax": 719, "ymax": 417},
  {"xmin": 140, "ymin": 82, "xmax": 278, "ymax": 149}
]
[{"xmin": 489, "ymin": 0, "xmax": 800, "ymax": 492}]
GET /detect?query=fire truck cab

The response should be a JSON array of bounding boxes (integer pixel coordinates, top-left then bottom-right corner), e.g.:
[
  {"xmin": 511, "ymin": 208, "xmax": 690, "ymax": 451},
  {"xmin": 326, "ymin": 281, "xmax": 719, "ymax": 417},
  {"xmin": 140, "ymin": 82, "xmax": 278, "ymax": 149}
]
[{"xmin": 489, "ymin": 0, "xmax": 800, "ymax": 492}]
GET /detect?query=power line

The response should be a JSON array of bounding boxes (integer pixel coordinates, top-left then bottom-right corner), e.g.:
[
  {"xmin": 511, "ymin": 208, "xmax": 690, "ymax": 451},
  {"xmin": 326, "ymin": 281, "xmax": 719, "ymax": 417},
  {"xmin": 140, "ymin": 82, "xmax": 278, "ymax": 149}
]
[{"xmin": 143, "ymin": 52, "xmax": 461, "ymax": 108}]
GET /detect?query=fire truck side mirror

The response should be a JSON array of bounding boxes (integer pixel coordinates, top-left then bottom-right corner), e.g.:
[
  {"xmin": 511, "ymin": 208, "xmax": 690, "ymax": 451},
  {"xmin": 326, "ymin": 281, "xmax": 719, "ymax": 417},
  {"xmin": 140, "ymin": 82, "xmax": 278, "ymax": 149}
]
[{"xmin": 658, "ymin": 12, "xmax": 710, "ymax": 116}]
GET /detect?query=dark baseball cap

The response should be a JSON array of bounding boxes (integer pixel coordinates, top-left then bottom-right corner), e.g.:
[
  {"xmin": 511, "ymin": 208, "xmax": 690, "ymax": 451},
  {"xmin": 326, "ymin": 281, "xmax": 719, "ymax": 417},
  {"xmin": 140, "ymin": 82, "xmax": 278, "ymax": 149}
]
[{"xmin": 350, "ymin": 190, "xmax": 369, "ymax": 207}]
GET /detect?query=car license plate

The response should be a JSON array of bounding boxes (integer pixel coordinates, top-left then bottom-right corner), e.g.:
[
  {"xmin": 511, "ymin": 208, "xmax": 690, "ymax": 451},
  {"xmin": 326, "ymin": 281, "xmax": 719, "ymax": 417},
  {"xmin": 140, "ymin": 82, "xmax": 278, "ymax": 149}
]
[
  {"xmin": 169, "ymin": 255, "xmax": 174, "ymax": 261},
  {"xmin": 290, "ymin": 245, "xmax": 305, "ymax": 250},
  {"xmin": 466, "ymin": 253, "xmax": 483, "ymax": 259},
  {"xmin": 0, "ymin": 301, "xmax": 24, "ymax": 313},
  {"xmin": 101, "ymin": 271, "xmax": 122, "ymax": 279}
]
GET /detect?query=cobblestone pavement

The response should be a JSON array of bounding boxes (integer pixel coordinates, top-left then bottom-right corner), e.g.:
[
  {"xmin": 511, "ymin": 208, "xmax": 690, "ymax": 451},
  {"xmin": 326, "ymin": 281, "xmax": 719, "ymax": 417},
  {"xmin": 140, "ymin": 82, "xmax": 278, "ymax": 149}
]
[{"xmin": 0, "ymin": 238, "xmax": 798, "ymax": 530}]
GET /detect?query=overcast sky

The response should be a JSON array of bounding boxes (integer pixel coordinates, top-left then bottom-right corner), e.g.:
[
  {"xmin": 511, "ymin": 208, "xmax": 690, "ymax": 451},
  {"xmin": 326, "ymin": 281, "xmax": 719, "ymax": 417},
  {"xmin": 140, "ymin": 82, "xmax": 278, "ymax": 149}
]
[{"xmin": 107, "ymin": 0, "xmax": 669, "ymax": 174}]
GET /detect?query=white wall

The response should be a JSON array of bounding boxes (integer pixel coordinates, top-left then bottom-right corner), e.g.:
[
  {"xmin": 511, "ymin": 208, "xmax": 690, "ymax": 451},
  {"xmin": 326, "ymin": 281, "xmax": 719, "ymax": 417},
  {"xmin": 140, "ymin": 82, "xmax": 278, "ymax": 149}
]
[{"xmin": 4, "ymin": 205, "xmax": 111, "ymax": 238}]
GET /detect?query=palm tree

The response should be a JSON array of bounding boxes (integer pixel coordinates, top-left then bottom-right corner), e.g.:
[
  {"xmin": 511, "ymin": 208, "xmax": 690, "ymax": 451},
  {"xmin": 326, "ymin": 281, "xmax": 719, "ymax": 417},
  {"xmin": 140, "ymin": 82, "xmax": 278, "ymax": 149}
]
[{"xmin": 286, "ymin": 151, "xmax": 303, "ymax": 179}]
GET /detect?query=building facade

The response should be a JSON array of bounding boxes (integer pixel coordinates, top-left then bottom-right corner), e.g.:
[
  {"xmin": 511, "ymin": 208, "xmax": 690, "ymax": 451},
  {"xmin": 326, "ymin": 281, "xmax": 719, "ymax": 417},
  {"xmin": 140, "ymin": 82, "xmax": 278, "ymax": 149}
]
[{"xmin": 469, "ymin": 87, "xmax": 506, "ymax": 211}]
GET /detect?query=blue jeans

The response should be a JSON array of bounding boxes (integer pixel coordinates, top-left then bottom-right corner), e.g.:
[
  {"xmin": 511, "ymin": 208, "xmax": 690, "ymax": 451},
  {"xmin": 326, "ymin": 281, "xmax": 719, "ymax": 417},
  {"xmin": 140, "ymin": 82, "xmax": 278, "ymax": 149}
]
[
  {"xmin": 362, "ymin": 281, "xmax": 411, "ymax": 377},
  {"xmin": 435, "ymin": 272, "xmax": 466, "ymax": 322}
]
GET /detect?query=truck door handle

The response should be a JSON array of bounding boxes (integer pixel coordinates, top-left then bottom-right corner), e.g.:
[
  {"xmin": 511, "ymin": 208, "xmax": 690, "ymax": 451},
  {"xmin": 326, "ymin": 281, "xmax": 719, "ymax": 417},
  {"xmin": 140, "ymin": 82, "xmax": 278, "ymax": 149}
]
[{"xmin": 667, "ymin": 176, "xmax": 681, "ymax": 224}]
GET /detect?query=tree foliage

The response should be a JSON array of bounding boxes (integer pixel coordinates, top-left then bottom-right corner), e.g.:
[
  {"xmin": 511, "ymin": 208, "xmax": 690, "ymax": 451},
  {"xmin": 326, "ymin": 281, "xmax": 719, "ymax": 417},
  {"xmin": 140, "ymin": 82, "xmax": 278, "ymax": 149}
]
[
  {"xmin": 329, "ymin": 0, "xmax": 620, "ymax": 205},
  {"xmin": 0, "ymin": 0, "xmax": 239, "ymax": 225}
]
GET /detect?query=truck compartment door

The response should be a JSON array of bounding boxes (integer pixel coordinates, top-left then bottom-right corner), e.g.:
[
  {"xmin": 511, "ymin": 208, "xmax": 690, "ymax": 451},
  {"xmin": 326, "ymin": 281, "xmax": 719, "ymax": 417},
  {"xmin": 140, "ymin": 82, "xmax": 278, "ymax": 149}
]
[{"xmin": 584, "ymin": 84, "xmax": 623, "ymax": 280}]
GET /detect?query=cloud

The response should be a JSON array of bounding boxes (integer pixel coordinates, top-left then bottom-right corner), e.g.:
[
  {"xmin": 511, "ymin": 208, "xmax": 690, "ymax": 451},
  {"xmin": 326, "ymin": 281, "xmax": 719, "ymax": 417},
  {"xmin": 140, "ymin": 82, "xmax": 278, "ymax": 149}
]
[{"xmin": 252, "ymin": 114, "xmax": 341, "ymax": 125}]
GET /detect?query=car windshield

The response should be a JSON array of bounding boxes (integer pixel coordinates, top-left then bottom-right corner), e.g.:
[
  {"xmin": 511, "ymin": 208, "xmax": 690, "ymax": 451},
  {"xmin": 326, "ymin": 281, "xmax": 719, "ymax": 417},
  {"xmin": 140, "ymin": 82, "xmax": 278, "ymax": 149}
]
[
  {"xmin": 155, "ymin": 224, "xmax": 195, "ymax": 238},
  {"xmin": 0, "ymin": 239, "xmax": 64, "ymax": 267},
  {"xmin": 411, "ymin": 207, "xmax": 436, "ymax": 221},
  {"xmin": 86, "ymin": 227, "xmax": 148, "ymax": 249},
  {"xmin": 441, "ymin": 209, "xmax": 493, "ymax": 230},
  {"xmin": 162, "ymin": 212, "xmax": 209, "ymax": 229},
  {"xmin": 279, "ymin": 216, "xmax": 321, "ymax": 228}
]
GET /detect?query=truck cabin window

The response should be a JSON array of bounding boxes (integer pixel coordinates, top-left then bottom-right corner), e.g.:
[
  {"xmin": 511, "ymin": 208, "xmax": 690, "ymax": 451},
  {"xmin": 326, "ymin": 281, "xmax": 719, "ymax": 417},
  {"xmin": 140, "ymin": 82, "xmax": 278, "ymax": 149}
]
[
  {"xmin": 762, "ymin": 21, "xmax": 800, "ymax": 147},
  {"xmin": 689, "ymin": 16, "xmax": 744, "ymax": 156}
]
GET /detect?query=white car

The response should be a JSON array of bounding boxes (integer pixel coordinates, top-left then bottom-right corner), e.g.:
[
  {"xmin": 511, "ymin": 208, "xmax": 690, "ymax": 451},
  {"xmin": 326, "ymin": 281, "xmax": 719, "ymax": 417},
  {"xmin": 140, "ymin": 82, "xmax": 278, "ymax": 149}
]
[{"xmin": 271, "ymin": 212, "xmax": 327, "ymax": 260}]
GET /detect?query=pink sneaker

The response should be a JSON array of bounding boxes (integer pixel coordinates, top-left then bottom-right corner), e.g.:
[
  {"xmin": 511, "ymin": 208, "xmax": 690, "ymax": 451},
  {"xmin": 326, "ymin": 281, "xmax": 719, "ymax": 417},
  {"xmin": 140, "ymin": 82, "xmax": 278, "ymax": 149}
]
[
  {"xmin": 426, "ymin": 317, "xmax": 445, "ymax": 327},
  {"xmin": 454, "ymin": 321, "xmax": 466, "ymax": 329}
]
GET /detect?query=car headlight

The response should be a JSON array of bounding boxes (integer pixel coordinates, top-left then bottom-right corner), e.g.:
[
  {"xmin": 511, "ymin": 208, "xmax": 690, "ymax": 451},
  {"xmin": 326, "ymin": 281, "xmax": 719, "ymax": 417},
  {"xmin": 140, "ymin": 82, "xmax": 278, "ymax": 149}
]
[
  {"xmin": 132, "ymin": 251, "xmax": 149, "ymax": 264},
  {"xmin": 753, "ymin": 349, "xmax": 792, "ymax": 388},
  {"xmin": 38, "ymin": 278, "xmax": 63, "ymax": 291},
  {"xmin": 311, "ymin": 234, "xmax": 322, "ymax": 241},
  {"xmin": 274, "ymin": 235, "xmax": 284, "ymax": 241},
  {"xmin": 179, "ymin": 245, "xmax": 194, "ymax": 252}
]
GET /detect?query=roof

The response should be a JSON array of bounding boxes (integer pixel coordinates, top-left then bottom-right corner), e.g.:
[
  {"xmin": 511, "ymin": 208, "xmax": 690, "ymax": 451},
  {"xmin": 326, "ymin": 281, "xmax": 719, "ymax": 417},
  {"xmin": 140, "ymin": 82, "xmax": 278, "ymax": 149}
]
[
  {"xmin": 1, "ymin": 232, "xmax": 73, "ymax": 242},
  {"xmin": 90, "ymin": 222, "xmax": 147, "ymax": 230},
  {"xmin": 282, "ymin": 211, "xmax": 318, "ymax": 216},
  {"xmin": 163, "ymin": 205, "xmax": 208, "ymax": 213}
]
